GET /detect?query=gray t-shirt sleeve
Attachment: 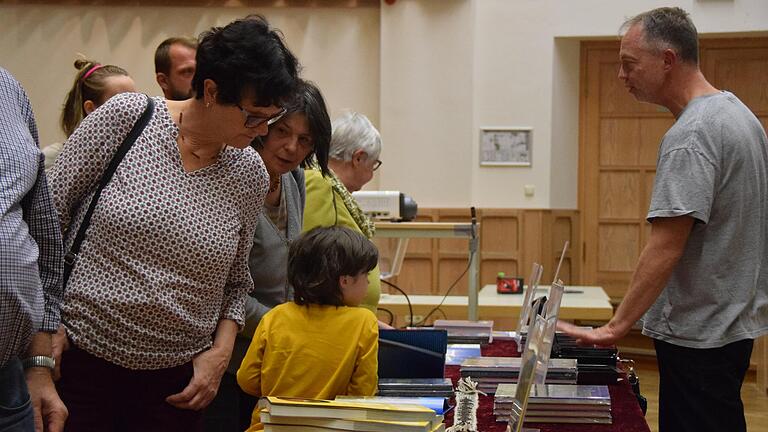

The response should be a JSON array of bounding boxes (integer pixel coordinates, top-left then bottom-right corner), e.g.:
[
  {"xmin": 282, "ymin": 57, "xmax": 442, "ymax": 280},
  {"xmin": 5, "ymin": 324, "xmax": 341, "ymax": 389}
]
[{"xmin": 647, "ymin": 147, "xmax": 716, "ymax": 224}]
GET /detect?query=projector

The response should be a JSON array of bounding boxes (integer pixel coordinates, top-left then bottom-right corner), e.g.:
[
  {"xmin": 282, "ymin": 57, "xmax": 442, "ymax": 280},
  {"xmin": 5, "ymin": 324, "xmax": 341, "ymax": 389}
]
[{"xmin": 351, "ymin": 191, "xmax": 418, "ymax": 221}]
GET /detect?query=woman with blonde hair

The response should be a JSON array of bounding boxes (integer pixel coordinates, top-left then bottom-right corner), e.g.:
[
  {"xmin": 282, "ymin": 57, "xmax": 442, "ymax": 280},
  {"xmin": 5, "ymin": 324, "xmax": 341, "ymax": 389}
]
[{"xmin": 43, "ymin": 59, "xmax": 135, "ymax": 171}]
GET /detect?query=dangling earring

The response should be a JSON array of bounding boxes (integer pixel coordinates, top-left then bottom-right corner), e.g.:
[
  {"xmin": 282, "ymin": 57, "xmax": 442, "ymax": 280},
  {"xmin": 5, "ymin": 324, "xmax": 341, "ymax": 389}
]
[{"xmin": 205, "ymin": 101, "xmax": 211, "ymax": 108}]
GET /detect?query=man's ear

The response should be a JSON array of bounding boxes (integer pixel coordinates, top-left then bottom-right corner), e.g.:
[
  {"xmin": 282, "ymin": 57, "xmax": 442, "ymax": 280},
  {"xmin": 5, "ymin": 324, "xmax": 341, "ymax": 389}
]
[
  {"xmin": 83, "ymin": 100, "xmax": 97, "ymax": 115},
  {"xmin": 156, "ymin": 72, "xmax": 169, "ymax": 91},
  {"xmin": 662, "ymin": 48, "xmax": 677, "ymax": 71}
]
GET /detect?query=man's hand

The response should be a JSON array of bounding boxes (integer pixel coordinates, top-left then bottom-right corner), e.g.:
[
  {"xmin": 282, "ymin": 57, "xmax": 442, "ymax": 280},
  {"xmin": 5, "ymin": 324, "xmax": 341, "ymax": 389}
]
[
  {"xmin": 25, "ymin": 368, "xmax": 68, "ymax": 432},
  {"xmin": 557, "ymin": 320, "xmax": 626, "ymax": 347},
  {"xmin": 557, "ymin": 216, "xmax": 694, "ymax": 349},
  {"xmin": 50, "ymin": 326, "xmax": 69, "ymax": 381},
  {"xmin": 165, "ymin": 346, "xmax": 229, "ymax": 411}
]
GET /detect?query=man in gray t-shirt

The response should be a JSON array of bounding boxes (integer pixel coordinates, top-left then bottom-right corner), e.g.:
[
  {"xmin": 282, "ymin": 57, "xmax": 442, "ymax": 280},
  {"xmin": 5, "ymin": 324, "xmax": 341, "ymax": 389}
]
[{"xmin": 560, "ymin": 7, "xmax": 767, "ymax": 432}]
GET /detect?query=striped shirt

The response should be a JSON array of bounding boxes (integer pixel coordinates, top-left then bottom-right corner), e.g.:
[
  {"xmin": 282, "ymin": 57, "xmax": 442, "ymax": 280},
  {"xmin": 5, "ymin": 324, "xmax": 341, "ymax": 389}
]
[{"xmin": 0, "ymin": 67, "xmax": 64, "ymax": 367}]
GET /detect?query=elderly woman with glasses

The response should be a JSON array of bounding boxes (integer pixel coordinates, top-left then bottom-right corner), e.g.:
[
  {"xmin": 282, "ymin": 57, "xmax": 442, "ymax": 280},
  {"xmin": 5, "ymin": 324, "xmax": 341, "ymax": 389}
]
[
  {"xmin": 203, "ymin": 80, "xmax": 332, "ymax": 432},
  {"xmin": 48, "ymin": 16, "xmax": 299, "ymax": 431},
  {"xmin": 303, "ymin": 111, "xmax": 385, "ymax": 322}
]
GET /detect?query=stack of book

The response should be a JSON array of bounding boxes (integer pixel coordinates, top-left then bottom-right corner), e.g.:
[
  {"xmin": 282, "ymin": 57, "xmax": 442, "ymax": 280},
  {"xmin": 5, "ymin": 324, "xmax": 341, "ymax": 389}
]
[
  {"xmin": 258, "ymin": 396, "xmax": 445, "ymax": 432},
  {"xmin": 460, "ymin": 357, "xmax": 578, "ymax": 394},
  {"xmin": 378, "ymin": 378, "xmax": 454, "ymax": 398},
  {"xmin": 493, "ymin": 383, "xmax": 612, "ymax": 424},
  {"xmin": 551, "ymin": 333, "xmax": 618, "ymax": 365},
  {"xmin": 551, "ymin": 333, "xmax": 621, "ymax": 385},
  {"xmin": 433, "ymin": 320, "xmax": 493, "ymax": 344}
]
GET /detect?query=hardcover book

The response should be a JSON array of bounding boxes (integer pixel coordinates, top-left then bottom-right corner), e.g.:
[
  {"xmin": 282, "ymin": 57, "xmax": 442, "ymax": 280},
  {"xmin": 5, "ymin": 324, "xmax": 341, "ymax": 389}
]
[
  {"xmin": 260, "ymin": 396, "xmax": 438, "ymax": 423},
  {"xmin": 461, "ymin": 357, "xmax": 577, "ymax": 372},
  {"xmin": 495, "ymin": 384, "xmax": 611, "ymax": 406},
  {"xmin": 337, "ymin": 396, "xmax": 450, "ymax": 415},
  {"xmin": 260, "ymin": 410, "xmax": 444, "ymax": 432}
]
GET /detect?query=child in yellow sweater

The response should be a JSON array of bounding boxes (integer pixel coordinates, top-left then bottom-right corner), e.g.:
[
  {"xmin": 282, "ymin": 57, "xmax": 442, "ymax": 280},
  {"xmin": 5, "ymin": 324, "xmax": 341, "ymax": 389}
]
[{"xmin": 236, "ymin": 226, "xmax": 380, "ymax": 431}]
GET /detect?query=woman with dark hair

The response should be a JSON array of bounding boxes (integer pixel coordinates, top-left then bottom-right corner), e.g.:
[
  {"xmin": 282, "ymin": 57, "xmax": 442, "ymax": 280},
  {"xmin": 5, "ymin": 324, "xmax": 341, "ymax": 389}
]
[
  {"xmin": 48, "ymin": 15, "xmax": 299, "ymax": 431},
  {"xmin": 44, "ymin": 58, "xmax": 135, "ymax": 171},
  {"xmin": 204, "ymin": 80, "xmax": 332, "ymax": 432}
]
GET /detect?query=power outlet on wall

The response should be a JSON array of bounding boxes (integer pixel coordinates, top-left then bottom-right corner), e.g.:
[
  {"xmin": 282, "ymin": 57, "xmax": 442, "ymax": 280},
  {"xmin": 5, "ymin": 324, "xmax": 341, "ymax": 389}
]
[{"xmin": 404, "ymin": 315, "xmax": 424, "ymax": 326}]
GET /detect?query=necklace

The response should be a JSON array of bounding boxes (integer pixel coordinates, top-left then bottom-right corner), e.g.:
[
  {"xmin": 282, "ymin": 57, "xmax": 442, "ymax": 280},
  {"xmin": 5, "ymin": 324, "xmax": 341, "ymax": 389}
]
[
  {"xmin": 178, "ymin": 111, "xmax": 217, "ymax": 162},
  {"xmin": 268, "ymin": 175, "xmax": 281, "ymax": 194}
]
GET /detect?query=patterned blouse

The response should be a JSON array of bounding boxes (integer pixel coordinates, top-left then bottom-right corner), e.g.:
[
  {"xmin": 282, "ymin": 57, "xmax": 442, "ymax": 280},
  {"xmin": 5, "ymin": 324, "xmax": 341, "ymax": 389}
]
[{"xmin": 49, "ymin": 93, "xmax": 268, "ymax": 370}]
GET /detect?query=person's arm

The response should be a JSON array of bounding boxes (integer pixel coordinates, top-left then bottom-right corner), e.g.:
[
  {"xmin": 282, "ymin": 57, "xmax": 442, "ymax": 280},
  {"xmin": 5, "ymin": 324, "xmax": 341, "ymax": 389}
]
[
  {"xmin": 24, "ymin": 162, "xmax": 64, "ymax": 337},
  {"xmin": 346, "ymin": 313, "xmax": 379, "ymax": 396},
  {"xmin": 26, "ymin": 157, "xmax": 67, "ymax": 384},
  {"xmin": 165, "ymin": 318, "xmax": 238, "ymax": 410},
  {"xmin": 236, "ymin": 319, "xmax": 267, "ymax": 397},
  {"xmin": 24, "ymin": 332, "xmax": 68, "ymax": 432},
  {"xmin": 302, "ymin": 169, "xmax": 335, "ymax": 232},
  {"xmin": 559, "ymin": 215, "xmax": 694, "ymax": 345}
]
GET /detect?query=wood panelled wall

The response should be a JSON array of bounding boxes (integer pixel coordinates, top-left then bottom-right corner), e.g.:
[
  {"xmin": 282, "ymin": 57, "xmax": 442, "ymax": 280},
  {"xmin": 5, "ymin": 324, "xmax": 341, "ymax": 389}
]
[{"xmin": 375, "ymin": 208, "xmax": 581, "ymax": 296}]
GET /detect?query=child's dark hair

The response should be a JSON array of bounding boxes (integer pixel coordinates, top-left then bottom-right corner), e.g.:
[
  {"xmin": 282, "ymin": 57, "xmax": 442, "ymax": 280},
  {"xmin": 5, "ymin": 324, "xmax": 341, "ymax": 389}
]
[{"xmin": 289, "ymin": 226, "xmax": 378, "ymax": 306}]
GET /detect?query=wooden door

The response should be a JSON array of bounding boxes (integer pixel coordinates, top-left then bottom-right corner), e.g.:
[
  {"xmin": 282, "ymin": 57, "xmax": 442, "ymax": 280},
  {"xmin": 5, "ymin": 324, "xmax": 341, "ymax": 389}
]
[
  {"xmin": 579, "ymin": 42, "xmax": 674, "ymax": 301},
  {"xmin": 700, "ymin": 39, "xmax": 768, "ymax": 135}
]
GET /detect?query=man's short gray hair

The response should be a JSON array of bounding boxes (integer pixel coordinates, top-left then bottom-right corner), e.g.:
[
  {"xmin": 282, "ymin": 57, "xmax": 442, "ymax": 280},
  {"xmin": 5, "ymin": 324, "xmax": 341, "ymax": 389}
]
[
  {"xmin": 329, "ymin": 111, "xmax": 381, "ymax": 161},
  {"xmin": 621, "ymin": 7, "xmax": 699, "ymax": 64}
]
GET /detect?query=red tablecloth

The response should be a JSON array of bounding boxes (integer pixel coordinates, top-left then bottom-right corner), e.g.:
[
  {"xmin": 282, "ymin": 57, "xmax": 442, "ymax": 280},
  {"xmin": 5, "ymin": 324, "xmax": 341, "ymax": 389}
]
[{"xmin": 443, "ymin": 340, "xmax": 651, "ymax": 432}]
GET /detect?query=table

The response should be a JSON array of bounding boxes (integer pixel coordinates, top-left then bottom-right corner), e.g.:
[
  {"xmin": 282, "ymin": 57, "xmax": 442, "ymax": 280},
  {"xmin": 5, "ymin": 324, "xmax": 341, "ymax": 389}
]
[
  {"xmin": 443, "ymin": 340, "xmax": 651, "ymax": 432},
  {"xmin": 375, "ymin": 222, "xmax": 480, "ymax": 320},
  {"xmin": 379, "ymin": 285, "xmax": 613, "ymax": 328}
]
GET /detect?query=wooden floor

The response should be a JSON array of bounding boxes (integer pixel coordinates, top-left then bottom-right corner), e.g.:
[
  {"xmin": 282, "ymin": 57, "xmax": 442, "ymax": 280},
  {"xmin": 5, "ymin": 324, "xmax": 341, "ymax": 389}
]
[{"xmin": 633, "ymin": 355, "xmax": 768, "ymax": 432}]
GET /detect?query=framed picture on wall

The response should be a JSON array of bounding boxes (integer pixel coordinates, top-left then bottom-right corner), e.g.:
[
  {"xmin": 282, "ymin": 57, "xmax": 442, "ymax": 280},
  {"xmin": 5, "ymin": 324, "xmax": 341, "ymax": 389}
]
[{"xmin": 479, "ymin": 127, "xmax": 533, "ymax": 166}]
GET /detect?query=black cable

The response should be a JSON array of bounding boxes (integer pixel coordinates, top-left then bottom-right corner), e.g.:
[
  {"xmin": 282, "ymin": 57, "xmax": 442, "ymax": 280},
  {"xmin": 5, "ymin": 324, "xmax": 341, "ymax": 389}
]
[
  {"xmin": 376, "ymin": 307, "xmax": 395, "ymax": 326},
  {"xmin": 381, "ymin": 279, "xmax": 414, "ymax": 328},
  {"xmin": 436, "ymin": 307, "xmax": 448, "ymax": 320},
  {"xmin": 414, "ymin": 249, "xmax": 475, "ymax": 326}
]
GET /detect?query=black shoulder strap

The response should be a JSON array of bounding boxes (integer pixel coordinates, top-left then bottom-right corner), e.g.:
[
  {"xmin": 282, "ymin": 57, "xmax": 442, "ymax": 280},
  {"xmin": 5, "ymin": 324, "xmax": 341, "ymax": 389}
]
[{"xmin": 63, "ymin": 96, "xmax": 155, "ymax": 282}]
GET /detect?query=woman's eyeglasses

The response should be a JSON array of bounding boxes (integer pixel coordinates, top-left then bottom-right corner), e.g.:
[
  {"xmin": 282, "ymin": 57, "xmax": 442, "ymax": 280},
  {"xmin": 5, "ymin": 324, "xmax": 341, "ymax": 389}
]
[
  {"xmin": 237, "ymin": 105, "xmax": 287, "ymax": 129},
  {"xmin": 372, "ymin": 159, "xmax": 382, "ymax": 171}
]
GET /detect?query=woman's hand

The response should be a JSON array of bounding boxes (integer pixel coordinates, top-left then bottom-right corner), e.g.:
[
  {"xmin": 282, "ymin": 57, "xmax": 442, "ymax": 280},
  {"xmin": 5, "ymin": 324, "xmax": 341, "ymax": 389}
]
[
  {"xmin": 165, "ymin": 345, "xmax": 229, "ymax": 411},
  {"xmin": 166, "ymin": 319, "xmax": 237, "ymax": 411},
  {"xmin": 51, "ymin": 325, "xmax": 69, "ymax": 381}
]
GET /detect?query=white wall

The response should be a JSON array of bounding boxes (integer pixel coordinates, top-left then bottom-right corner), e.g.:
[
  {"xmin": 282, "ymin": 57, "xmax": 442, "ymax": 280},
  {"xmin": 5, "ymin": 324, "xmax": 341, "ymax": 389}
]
[
  {"xmin": 3, "ymin": 1, "xmax": 767, "ymax": 208},
  {"xmin": 0, "ymin": 3, "xmax": 380, "ymax": 156},
  {"xmin": 379, "ymin": 0, "xmax": 768, "ymax": 209},
  {"xmin": 379, "ymin": 0, "xmax": 475, "ymax": 207}
]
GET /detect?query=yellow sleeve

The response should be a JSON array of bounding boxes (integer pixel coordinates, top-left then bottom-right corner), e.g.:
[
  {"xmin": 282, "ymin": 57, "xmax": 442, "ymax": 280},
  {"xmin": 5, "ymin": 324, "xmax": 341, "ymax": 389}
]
[
  {"xmin": 236, "ymin": 315, "xmax": 267, "ymax": 397},
  {"xmin": 303, "ymin": 169, "xmax": 336, "ymax": 232},
  {"xmin": 346, "ymin": 313, "xmax": 379, "ymax": 396}
]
